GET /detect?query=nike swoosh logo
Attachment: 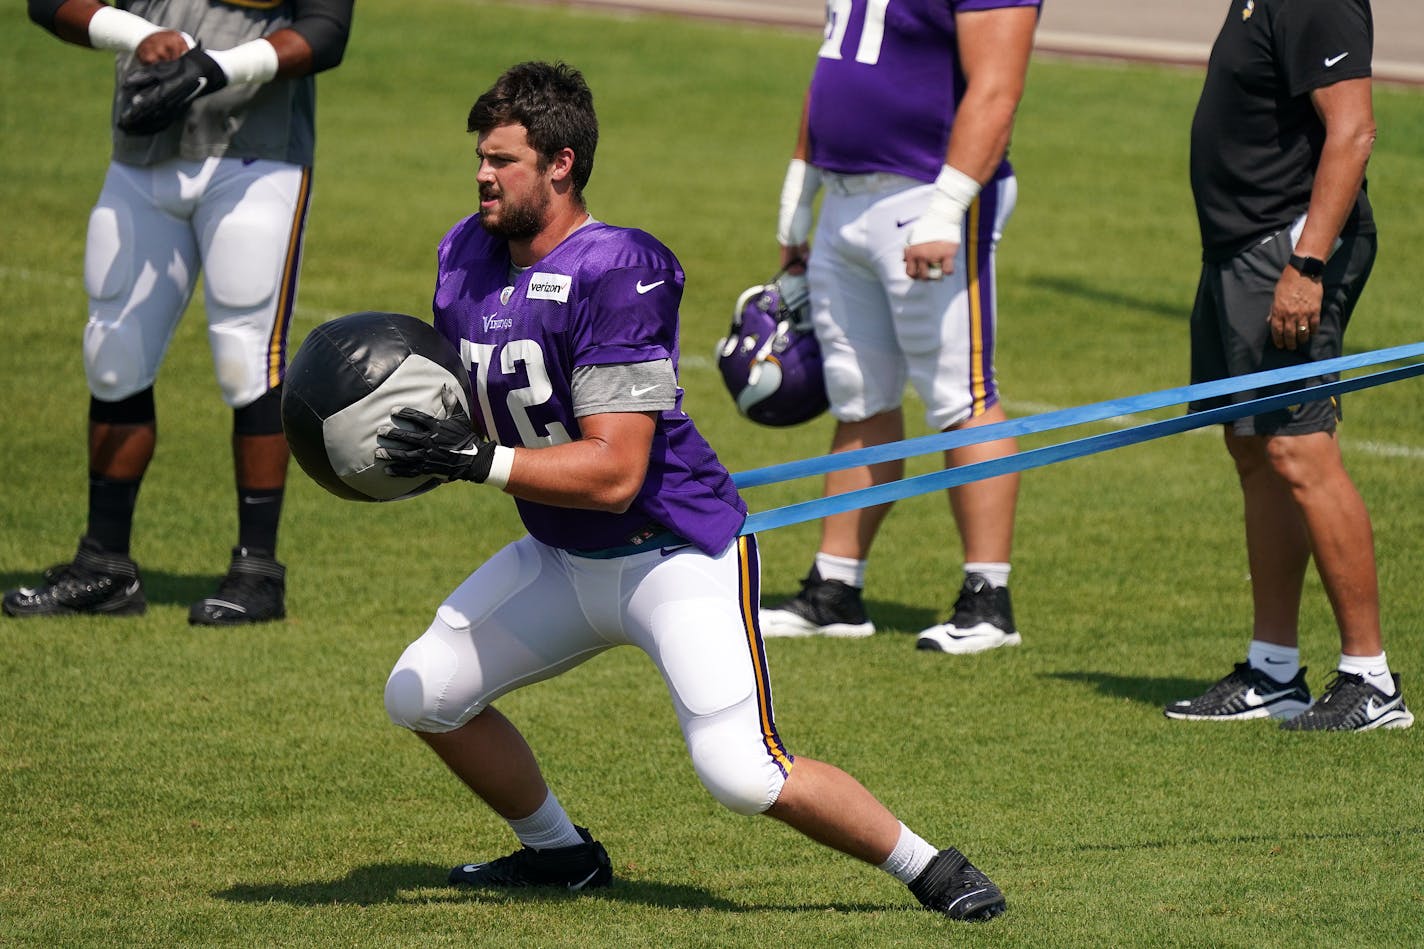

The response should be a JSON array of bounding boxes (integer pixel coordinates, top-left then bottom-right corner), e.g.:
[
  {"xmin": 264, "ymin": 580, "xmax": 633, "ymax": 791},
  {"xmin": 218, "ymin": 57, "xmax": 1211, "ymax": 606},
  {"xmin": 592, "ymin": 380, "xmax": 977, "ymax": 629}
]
[
  {"xmin": 1324, "ymin": 52, "xmax": 1349, "ymax": 67},
  {"xmin": 1244, "ymin": 687, "xmax": 1295, "ymax": 705},
  {"xmin": 635, "ymin": 279, "xmax": 665, "ymax": 294},
  {"xmin": 568, "ymin": 868, "xmax": 601, "ymax": 891},
  {"xmin": 186, "ymin": 76, "xmax": 208, "ymax": 103},
  {"xmin": 1365, "ymin": 696, "xmax": 1399, "ymax": 718},
  {"xmin": 630, "ymin": 384, "xmax": 660, "ymax": 397},
  {"xmin": 895, "ymin": 217, "xmax": 918, "ymax": 228}
]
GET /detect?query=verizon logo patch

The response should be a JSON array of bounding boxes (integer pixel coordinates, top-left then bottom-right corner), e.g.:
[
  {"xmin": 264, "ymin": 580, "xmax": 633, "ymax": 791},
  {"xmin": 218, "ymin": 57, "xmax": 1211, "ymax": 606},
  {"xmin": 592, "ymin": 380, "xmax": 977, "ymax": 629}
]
[{"xmin": 526, "ymin": 272, "xmax": 571, "ymax": 302}]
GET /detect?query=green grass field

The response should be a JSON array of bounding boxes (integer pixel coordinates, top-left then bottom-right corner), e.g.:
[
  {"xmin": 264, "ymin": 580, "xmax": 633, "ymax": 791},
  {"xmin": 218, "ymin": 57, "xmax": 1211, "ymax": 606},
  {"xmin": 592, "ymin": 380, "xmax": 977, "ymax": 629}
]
[{"xmin": 3, "ymin": 2, "xmax": 1422, "ymax": 945}]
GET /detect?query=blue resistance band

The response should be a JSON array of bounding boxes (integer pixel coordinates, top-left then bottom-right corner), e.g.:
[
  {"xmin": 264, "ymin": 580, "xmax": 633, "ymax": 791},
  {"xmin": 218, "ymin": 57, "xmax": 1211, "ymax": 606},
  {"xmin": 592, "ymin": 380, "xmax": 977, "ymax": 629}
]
[
  {"xmin": 733, "ymin": 340, "xmax": 1424, "ymax": 490},
  {"xmin": 737, "ymin": 342, "xmax": 1424, "ymax": 537}
]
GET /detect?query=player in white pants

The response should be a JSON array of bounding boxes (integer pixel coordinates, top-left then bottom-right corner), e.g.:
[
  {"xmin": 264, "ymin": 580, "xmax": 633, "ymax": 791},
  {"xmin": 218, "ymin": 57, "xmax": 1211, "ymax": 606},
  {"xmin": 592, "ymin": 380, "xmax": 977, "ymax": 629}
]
[
  {"xmin": 6, "ymin": 0, "xmax": 352, "ymax": 625},
  {"xmin": 760, "ymin": 0, "xmax": 1040, "ymax": 654}
]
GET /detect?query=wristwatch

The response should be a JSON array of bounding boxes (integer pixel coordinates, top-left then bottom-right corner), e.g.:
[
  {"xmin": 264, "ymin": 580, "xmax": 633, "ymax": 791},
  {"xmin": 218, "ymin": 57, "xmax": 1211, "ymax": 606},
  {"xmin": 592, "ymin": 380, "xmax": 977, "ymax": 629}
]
[{"xmin": 1288, "ymin": 254, "xmax": 1326, "ymax": 279}]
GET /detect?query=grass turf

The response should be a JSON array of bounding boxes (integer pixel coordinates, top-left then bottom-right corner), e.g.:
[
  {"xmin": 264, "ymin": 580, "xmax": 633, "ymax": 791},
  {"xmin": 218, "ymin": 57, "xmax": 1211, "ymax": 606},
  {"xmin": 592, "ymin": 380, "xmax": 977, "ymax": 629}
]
[{"xmin": 2, "ymin": 1, "xmax": 1422, "ymax": 945}]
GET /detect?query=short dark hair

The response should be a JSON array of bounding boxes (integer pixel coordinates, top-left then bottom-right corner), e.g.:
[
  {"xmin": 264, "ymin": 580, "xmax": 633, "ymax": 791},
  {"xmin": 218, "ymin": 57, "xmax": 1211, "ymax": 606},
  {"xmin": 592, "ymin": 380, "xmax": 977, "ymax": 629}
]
[{"xmin": 467, "ymin": 61, "xmax": 598, "ymax": 200}]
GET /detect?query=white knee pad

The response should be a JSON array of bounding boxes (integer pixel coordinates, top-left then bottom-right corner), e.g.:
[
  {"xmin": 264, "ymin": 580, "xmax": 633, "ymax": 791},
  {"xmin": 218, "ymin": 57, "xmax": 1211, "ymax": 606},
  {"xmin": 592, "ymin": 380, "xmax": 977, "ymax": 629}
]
[
  {"xmin": 384, "ymin": 629, "xmax": 466, "ymax": 734},
  {"xmin": 685, "ymin": 717, "xmax": 788, "ymax": 816}
]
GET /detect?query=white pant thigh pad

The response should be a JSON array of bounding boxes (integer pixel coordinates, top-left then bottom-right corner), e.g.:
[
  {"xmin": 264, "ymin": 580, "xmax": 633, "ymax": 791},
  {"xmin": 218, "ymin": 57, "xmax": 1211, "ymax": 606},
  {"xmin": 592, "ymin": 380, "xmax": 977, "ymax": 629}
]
[
  {"xmin": 383, "ymin": 537, "xmax": 611, "ymax": 733},
  {"xmin": 83, "ymin": 162, "xmax": 200, "ymax": 401},
  {"xmin": 199, "ymin": 160, "xmax": 311, "ymax": 406},
  {"xmin": 623, "ymin": 538, "xmax": 792, "ymax": 814}
]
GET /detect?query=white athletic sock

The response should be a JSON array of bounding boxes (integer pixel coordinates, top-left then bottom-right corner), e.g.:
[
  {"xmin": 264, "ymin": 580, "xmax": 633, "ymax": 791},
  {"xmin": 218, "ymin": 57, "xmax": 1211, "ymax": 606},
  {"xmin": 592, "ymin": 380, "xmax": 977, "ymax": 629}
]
[
  {"xmin": 815, "ymin": 552, "xmax": 866, "ymax": 589},
  {"xmin": 964, "ymin": 562, "xmax": 1010, "ymax": 588},
  {"xmin": 508, "ymin": 790, "xmax": 584, "ymax": 850},
  {"xmin": 1339, "ymin": 651, "xmax": 1395, "ymax": 696},
  {"xmin": 1247, "ymin": 640, "xmax": 1300, "ymax": 684},
  {"xmin": 878, "ymin": 822, "xmax": 938, "ymax": 884}
]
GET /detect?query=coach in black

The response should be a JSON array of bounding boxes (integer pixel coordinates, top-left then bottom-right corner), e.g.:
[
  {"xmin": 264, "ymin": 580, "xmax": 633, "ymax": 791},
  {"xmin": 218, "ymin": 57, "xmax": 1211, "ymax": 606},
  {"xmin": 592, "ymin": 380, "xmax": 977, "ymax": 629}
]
[{"xmin": 1164, "ymin": 0, "xmax": 1412, "ymax": 730}]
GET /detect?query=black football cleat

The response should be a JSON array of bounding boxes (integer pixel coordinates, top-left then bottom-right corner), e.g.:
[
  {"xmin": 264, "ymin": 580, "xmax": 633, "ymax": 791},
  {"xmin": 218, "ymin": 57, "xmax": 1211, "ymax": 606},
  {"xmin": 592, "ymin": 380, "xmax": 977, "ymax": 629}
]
[
  {"xmin": 759, "ymin": 566, "xmax": 875, "ymax": 638},
  {"xmin": 909, "ymin": 846, "xmax": 1006, "ymax": 922},
  {"xmin": 3, "ymin": 536, "xmax": 146, "ymax": 617},
  {"xmin": 189, "ymin": 547, "xmax": 286, "ymax": 626},
  {"xmin": 916, "ymin": 573, "xmax": 1021, "ymax": 654},
  {"xmin": 448, "ymin": 827, "xmax": 613, "ymax": 891}
]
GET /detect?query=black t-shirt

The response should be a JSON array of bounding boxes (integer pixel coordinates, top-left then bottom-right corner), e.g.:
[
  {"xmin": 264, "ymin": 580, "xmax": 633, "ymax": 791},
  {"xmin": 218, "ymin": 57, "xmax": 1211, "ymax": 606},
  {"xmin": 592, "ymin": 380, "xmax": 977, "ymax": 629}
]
[{"xmin": 1190, "ymin": 0, "xmax": 1375, "ymax": 261}]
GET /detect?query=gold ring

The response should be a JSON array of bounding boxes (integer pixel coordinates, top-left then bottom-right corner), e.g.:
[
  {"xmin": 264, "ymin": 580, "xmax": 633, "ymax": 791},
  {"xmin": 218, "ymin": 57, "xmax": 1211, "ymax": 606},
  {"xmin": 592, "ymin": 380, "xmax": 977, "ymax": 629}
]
[{"xmin": 1297, "ymin": 325, "xmax": 1308, "ymax": 332}]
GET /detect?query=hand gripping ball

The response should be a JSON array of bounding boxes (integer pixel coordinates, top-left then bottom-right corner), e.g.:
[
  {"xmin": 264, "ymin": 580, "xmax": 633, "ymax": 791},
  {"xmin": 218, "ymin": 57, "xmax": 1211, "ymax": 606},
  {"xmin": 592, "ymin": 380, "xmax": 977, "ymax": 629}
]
[{"xmin": 281, "ymin": 311, "xmax": 474, "ymax": 502}]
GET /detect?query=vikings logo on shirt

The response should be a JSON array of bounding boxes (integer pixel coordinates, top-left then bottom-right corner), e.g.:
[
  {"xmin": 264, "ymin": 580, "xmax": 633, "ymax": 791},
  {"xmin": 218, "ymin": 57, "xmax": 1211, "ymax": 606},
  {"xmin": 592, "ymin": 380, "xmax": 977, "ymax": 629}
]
[{"xmin": 1242, "ymin": 0, "xmax": 1254, "ymax": 21}]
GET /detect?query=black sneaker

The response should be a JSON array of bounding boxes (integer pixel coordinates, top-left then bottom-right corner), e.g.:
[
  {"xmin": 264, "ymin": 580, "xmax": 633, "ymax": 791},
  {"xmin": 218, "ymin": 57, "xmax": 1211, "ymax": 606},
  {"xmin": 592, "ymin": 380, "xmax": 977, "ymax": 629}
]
[
  {"xmin": 1164, "ymin": 662, "xmax": 1312, "ymax": 722},
  {"xmin": 916, "ymin": 574, "xmax": 1020, "ymax": 654},
  {"xmin": 189, "ymin": 547, "xmax": 286, "ymax": 626},
  {"xmin": 448, "ymin": 827, "xmax": 613, "ymax": 891},
  {"xmin": 758, "ymin": 566, "xmax": 874, "ymax": 638},
  {"xmin": 2, "ymin": 536, "xmax": 145, "ymax": 617},
  {"xmin": 1280, "ymin": 671, "xmax": 1414, "ymax": 731},
  {"xmin": 908, "ymin": 846, "xmax": 1006, "ymax": 922}
]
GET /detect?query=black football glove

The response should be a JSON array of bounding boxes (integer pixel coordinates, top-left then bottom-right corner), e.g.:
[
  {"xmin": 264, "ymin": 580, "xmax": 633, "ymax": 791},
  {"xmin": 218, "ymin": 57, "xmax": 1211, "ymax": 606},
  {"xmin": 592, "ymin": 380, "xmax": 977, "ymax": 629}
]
[
  {"xmin": 375, "ymin": 400, "xmax": 498, "ymax": 484},
  {"xmin": 117, "ymin": 47, "xmax": 229, "ymax": 135}
]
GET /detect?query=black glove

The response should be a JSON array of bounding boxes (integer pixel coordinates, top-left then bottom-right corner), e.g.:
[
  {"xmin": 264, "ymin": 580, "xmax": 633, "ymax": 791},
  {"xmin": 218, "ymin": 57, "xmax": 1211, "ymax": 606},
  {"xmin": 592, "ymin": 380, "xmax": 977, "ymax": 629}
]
[
  {"xmin": 117, "ymin": 47, "xmax": 229, "ymax": 135},
  {"xmin": 375, "ymin": 400, "xmax": 498, "ymax": 484}
]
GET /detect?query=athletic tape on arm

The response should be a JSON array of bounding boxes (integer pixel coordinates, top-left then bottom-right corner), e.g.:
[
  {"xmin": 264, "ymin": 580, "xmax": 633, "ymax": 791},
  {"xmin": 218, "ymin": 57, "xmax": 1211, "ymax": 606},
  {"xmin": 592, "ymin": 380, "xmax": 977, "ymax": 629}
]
[{"xmin": 736, "ymin": 341, "xmax": 1424, "ymax": 536}]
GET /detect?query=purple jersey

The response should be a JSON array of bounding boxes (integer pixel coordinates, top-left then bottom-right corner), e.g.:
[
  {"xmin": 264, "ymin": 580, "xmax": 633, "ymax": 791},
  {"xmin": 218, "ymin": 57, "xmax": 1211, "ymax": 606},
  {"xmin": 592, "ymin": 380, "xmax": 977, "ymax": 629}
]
[
  {"xmin": 432, "ymin": 216, "xmax": 747, "ymax": 556},
  {"xmin": 807, "ymin": 0, "xmax": 1041, "ymax": 182}
]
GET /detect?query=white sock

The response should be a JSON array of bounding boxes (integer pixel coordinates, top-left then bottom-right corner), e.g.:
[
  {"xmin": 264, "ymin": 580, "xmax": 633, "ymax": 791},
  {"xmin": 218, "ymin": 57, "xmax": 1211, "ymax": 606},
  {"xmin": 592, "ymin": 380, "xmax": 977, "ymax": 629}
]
[
  {"xmin": 507, "ymin": 790, "xmax": 584, "ymax": 850},
  {"xmin": 878, "ymin": 822, "xmax": 938, "ymax": 884},
  {"xmin": 1339, "ymin": 651, "xmax": 1395, "ymax": 696},
  {"xmin": 815, "ymin": 552, "xmax": 866, "ymax": 588},
  {"xmin": 1247, "ymin": 640, "xmax": 1300, "ymax": 684},
  {"xmin": 964, "ymin": 562, "xmax": 1010, "ymax": 588}
]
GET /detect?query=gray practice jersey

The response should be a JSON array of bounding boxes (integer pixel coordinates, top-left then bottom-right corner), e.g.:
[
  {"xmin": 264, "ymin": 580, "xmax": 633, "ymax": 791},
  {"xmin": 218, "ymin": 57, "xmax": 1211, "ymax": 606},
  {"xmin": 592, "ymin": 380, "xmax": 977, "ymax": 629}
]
[{"xmin": 111, "ymin": 0, "xmax": 351, "ymax": 167}]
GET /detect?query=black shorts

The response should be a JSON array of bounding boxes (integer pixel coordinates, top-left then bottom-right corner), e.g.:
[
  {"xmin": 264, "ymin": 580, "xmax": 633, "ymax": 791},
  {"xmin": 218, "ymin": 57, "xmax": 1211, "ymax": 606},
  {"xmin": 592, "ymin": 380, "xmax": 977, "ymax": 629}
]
[{"xmin": 1188, "ymin": 225, "xmax": 1376, "ymax": 436}]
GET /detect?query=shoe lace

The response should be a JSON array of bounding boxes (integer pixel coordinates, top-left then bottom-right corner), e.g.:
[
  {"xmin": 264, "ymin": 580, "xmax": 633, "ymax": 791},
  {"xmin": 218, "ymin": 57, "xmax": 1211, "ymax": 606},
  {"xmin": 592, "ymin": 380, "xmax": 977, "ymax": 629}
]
[
  {"xmin": 1314, "ymin": 670, "xmax": 1364, "ymax": 705},
  {"xmin": 42, "ymin": 561, "xmax": 114, "ymax": 596}
]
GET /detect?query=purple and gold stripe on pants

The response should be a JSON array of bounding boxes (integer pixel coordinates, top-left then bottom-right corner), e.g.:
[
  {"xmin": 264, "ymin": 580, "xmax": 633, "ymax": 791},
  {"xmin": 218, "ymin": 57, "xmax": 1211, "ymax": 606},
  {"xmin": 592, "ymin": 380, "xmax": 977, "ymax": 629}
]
[
  {"xmin": 736, "ymin": 535, "xmax": 794, "ymax": 778},
  {"xmin": 265, "ymin": 166, "xmax": 313, "ymax": 389},
  {"xmin": 965, "ymin": 181, "xmax": 1002, "ymax": 418}
]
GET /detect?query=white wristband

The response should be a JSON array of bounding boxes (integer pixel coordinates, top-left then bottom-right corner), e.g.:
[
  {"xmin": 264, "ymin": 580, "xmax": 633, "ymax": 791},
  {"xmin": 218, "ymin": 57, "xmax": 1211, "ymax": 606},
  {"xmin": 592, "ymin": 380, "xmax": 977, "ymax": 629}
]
[
  {"xmin": 484, "ymin": 444, "xmax": 516, "ymax": 490},
  {"xmin": 87, "ymin": 5, "xmax": 163, "ymax": 53},
  {"xmin": 777, "ymin": 158, "xmax": 823, "ymax": 247},
  {"xmin": 206, "ymin": 39, "xmax": 280, "ymax": 85},
  {"xmin": 905, "ymin": 164, "xmax": 981, "ymax": 247}
]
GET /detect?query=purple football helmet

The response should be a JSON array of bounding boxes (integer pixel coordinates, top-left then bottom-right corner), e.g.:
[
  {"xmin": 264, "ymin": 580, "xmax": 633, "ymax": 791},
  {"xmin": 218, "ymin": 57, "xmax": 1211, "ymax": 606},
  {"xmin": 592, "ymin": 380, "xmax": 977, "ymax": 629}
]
[{"xmin": 716, "ymin": 270, "xmax": 828, "ymax": 427}]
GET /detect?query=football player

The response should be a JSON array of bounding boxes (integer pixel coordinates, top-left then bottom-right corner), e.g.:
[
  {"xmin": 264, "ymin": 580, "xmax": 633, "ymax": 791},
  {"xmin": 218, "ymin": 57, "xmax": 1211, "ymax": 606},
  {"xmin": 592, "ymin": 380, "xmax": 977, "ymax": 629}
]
[
  {"xmin": 375, "ymin": 61, "xmax": 1008, "ymax": 922},
  {"xmin": 760, "ymin": 0, "xmax": 1040, "ymax": 653},
  {"xmin": 6, "ymin": 0, "xmax": 353, "ymax": 624}
]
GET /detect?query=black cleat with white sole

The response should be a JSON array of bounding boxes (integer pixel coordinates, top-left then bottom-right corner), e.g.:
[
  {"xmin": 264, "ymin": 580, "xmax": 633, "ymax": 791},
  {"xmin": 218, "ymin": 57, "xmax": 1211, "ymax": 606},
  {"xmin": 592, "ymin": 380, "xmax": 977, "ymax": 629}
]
[
  {"xmin": 2, "ymin": 536, "xmax": 146, "ymax": 618},
  {"xmin": 916, "ymin": 574, "xmax": 1021, "ymax": 654},
  {"xmin": 448, "ymin": 826, "xmax": 613, "ymax": 891},
  {"xmin": 909, "ymin": 846, "xmax": 1006, "ymax": 922}
]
